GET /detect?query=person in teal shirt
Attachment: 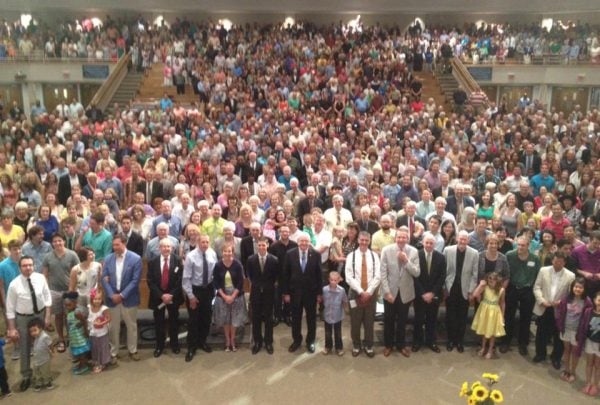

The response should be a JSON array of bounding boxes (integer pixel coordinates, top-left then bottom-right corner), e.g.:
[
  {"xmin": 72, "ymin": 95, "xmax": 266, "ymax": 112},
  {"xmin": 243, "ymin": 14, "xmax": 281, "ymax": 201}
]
[
  {"xmin": 79, "ymin": 213, "xmax": 113, "ymax": 262},
  {"xmin": 0, "ymin": 240, "xmax": 21, "ymax": 298}
]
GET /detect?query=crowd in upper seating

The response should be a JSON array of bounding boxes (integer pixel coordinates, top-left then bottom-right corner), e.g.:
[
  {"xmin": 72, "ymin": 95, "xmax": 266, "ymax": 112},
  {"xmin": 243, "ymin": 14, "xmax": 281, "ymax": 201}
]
[{"xmin": 0, "ymin": 14, "xmax": 598, "ymax": 398}]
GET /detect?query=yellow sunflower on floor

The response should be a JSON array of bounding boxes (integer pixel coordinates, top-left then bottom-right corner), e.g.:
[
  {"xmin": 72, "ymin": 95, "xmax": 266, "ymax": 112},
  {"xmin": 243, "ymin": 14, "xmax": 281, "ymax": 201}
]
[
  {"xmin": 482, "ymin": 373, "xmax": 499, "ymax": 383},
  {"xmin": 470, "ymin": 385, "xmax": 489, "ymax": 402},
  {"xmin": 490, "ymin": 389, "xmax": 504, "ymax": 403},
  {"xmin": 471, "ymin": 381, "xmax": 482, "ymax": 390},
  {"xmin": 460, "ymin": 382, "xmax": 469, "ymax": 397}
]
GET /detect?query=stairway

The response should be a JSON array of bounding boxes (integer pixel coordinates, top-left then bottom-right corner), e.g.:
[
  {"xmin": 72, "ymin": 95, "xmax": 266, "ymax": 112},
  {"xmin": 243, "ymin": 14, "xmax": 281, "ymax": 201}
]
[
  {"xmin": 416, "ymin": 70, "xmax": 453, "ymax": 113},
  {"xmin": 136, "ymin": 63, "xmax": 199, "ymax": 105},
  {"xmin": 108, "ymin": 70, "xmax": 144, "ymax": 108},
  {"xmin": 436, "ymin": 73, "xmax": 460, "ymax": 111}
]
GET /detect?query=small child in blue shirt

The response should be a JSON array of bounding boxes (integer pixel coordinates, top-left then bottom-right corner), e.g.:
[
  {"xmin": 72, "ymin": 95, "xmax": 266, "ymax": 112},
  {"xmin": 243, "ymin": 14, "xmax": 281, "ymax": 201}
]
[
  {"xmin": 321, "ymin": 271, "xmax": 348, "ymax": 356},
  {"xmin": 0, "ymin": 338, "xmax": 11, "ymax": 397}
]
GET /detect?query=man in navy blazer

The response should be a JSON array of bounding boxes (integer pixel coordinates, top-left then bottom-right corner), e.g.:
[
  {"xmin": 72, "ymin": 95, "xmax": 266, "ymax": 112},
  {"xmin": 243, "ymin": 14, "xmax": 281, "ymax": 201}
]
[
  {"xmin": 102, "ymin": 233, "xmax": 142, "ymax": 363},
  {"xmin": 282, "ymin": 232, "xmax": 322, "ymax": 353},
  {"xmin": 247, "ymin": 237, "xmax": 279, "ymax": 354},
  {"xmin": 147, "ymin": 238, "xmax": 183, "ymax": 357}
]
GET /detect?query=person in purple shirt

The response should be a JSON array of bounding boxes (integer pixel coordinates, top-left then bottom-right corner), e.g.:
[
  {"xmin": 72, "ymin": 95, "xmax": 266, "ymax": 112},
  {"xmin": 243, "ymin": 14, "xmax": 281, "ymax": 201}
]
[{"xmin": 572, "ymin": 231, "xmax": 600, "ymax": 298}]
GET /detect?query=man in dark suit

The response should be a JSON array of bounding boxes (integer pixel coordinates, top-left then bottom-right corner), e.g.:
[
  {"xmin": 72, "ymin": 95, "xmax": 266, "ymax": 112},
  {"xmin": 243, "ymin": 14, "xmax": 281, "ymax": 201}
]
[
  {"xmin": 240, "ymin": 222, "xmax": 263, "ymax": 272},
  {"xmin": 240, "ymin": 151, "xmax": 263, "ymax": 184},
  {"xmin": 137, "ymin": 169, "xmax": 164, "ymax": 204},
  {"xmin": 247, "ymin": 237, "xmax": 279, "ymax": 354},
  {"xmin": 395, "ymin": 201, "xmax": 426, "ymax": 246},
  {"xmin": 520, "ymin": 143, "xmax": 542, "ymax": 176},
  {"xmin": 121, "ymin": 215, "xmax": 144, "ymax": 257},
  {"xmin": 268, "ymin": 225, "xmax": 298, "ymax": 326},
  {"xmin": 432, "ymin": 174, "xmax": 455, "ymax": 199},
  {"xmin": 60, "ymin": 141, "xmax": 81, "ymax": 165},
  {"xmin": 282, "ymin": 232, "xmax": 322, "ymax": 353},
  {"xmin": 357, "ymin": 206, "xmax": 380, "ymax": 236},
  {"xmin": 581, "ymin": 185, "xmax": 600, "ymax": 219},
  {"xmin": 57, "ymin": 163, "xmax": 88, "ymax": 206},
  {"xmin": 296, "ymin": 187, "xmax": 325, "ymax": 227},
  {"xmin": 413, "ymin": 234, "xmax": 447, "ymax": 353},
  {"xmin": 147, "ymin": 238, "xmax": 183, "ymax": 357},
  {"xmin": 445, "ymin": 184, "xmax": 475, "ymax": 223}
]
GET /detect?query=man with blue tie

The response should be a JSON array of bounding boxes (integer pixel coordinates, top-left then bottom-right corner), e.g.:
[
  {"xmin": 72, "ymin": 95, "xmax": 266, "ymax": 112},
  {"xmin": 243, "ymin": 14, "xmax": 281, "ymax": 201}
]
[
  {"xmin": 183, "ymin": 234, "xmax": 217, "ymax": 362},
  {"xmin": 282, "ymin": 233, "xmax": 322, "ymax": 353},
  {"xmin": 101, "ymin": 233, "xmax": 142, "ymax": 363}
]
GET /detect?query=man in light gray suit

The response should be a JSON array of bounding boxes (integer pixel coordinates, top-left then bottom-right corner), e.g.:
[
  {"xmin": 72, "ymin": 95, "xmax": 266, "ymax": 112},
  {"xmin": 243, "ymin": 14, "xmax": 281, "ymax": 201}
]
[
  {"xmin": 443, "ymin": 230, "xmax": 479, "ymax": 353},
  {"xmin": 380, "ymin": 227, "xmax": 420, "ymax": 357}
]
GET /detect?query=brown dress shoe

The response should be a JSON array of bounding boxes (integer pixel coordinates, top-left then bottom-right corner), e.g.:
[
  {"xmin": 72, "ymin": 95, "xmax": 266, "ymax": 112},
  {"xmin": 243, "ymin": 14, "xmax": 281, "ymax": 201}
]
[
  {"xmin": 400, "ymin": 347, "xmax": 411, "ymax": 358},
  {"xmin": 383, "ymin": 347, "xmax": 393, "ymax": 357}
]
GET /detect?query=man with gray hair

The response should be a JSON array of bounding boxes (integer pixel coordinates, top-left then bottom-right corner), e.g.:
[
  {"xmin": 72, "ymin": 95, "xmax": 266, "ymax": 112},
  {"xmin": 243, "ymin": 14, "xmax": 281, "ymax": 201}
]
[
  {"xmin": 443, "ymin": 230, "xmax": 479, "ymax": 353},
  {"xmin": 323, "ymin": 195, "xmax": 353, "ymax": 231},
  {"xmin": 357, "ymin": 206, "xmax": 379, "ymax": 236},
  {"xmin": 150, "ymin": 200, "xmax": 182, "ymax": 239},
  {"xmin": 146, "ymin": 223, "xmax": 180, "ymax": 261},
  {"xmin": 426, "ymin": 197, "xmax": 456, "ymax": 227}
]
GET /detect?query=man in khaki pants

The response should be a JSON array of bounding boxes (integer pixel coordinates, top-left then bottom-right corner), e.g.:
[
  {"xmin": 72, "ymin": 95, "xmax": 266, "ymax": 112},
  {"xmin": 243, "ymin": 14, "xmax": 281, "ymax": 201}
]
[{"xmin": 345, "ymin": 232, "xmax": 381, "ymax": 358}]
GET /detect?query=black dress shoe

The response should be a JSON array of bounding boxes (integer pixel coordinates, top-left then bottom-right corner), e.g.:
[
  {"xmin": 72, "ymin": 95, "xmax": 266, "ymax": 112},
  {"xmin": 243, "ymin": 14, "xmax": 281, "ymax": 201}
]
[
  {"xmin": 551, "ymin": 358, "xmax": 561, "ymax": 370},
  {"xmin": 532, "ymin": 355, "xmax": 546, "ymax": 363},
  {"xmin": 307, "ymin": 343, "xmax": 316, "ymax": 353},
  {"xmin": 153, "ymin": 348, "xmax": 163, "ymax": 358},
  {"xmin": 429, "ymin": 344, "xmax": 441, "ymax": 353},
  {"xmin": 446, "ymin": 342, "xmax": 454, "ymax": 352},
  {"xmin": 519, "ymin": 345, "xmax": 529, "ymax": 356},
  {"xmin": 252, "ymin": 344, "xmax": 262, "ymax": 355},
  {"xmin": 411, "ymin": 344, "xmax": 421, "ymax": 352},
  {"xmin": 456, "ymin": 344, "xmax": 464, "ymax": 353},
  {"xmin": 20, "ymin": 378, "xmax": 30, "ymax": 392},
  {"xmin": 498, "ymin": 345, "xmax": 509, "ymax": 354},
  {"xmin": 200, "ymin": 344, "xmax": 213, "ymax": 353},
  {"xmin": 288, "ymin": 342, "xmax": 301, "ymax": 352},
  {"xmin": 265, "ymin": 344, "xmax": 274, "ymax": 354},
  {"xmin": 185, "ymin": 351, "xmax": 195, "ymax": 362},
  {"xmin": 172, "ymin": 347, "xmax": 181, "ymax": 354}
]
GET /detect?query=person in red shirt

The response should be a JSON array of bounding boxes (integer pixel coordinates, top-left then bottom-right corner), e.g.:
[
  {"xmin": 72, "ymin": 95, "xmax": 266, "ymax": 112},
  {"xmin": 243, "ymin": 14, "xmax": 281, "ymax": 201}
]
[{"xmin": 540, "ymin": 201, "xmax": 571, "ymax": 241}]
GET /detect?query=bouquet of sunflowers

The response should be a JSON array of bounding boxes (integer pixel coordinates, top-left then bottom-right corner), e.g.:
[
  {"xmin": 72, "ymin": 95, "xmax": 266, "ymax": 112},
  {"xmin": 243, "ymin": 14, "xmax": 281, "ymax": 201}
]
[{"xmin": 459, "ymin": 373, "xmax": 504, "ymax": 404}]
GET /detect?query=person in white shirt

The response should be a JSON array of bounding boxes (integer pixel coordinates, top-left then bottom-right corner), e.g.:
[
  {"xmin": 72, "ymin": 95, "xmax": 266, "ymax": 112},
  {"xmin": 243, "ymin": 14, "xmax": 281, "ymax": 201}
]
[
  {"xmin": 312, "ymin": 214, "xmax": 332, "ymax": 270},
  {"xmin": 532, "ymin": 252, "xmax": 575, "ymax": 368},
  {"xmin": 323, "ymin": 195, "xmax": 353, "ymax": 231},
  {"xmin": 345, "ymin": 232, "xmax": 381, "ymax": 357},
  {"xmin": 6, "ymin": 256, "xmax": 52, "ymax": 392}
]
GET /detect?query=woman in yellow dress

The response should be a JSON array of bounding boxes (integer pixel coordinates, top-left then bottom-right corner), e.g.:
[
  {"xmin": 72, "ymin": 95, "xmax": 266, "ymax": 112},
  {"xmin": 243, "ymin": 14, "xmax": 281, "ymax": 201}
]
[{"xmin": 471, "ymin": 272, "xmax": 506, "ymax": 359}]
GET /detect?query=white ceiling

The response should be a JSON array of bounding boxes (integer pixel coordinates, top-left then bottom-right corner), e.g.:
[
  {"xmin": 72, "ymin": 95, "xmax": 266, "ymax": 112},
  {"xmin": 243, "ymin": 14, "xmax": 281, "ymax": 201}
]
[{"xmin": 3, "ymin": 0, "xmax": 599, "ymax": 15}]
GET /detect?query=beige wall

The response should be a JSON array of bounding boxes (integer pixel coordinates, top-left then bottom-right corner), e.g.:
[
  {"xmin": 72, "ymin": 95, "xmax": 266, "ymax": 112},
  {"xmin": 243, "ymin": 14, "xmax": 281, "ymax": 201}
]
[{"xmin": 0, "ymin": 62, "xmax": 115, "ymax": 84}]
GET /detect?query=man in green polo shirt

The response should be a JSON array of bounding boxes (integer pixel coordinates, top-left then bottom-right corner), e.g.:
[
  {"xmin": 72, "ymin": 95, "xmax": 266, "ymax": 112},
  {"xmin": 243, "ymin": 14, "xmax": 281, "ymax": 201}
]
[
  {"xmin": 500, "ymin": 235, "xmax": 540, "ymax": 356},
  {"xmin": 77, "ymin": 212, "xmax": 113, "ymax": 262}
]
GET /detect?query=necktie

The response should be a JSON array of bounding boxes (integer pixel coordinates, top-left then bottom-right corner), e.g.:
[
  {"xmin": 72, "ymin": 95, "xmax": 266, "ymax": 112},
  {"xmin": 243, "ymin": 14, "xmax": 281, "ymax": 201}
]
[
  {"xmin": 361, "ymin": 252, "xmax": 368, "ymax": 291},
  {"xmin": 336, "ymin": 211, "xmax": 341, "ymax": 226},
  {"xmin": 301, "ymin": 251, "xmax": 307, "ymax": 273},
  {"xmin": 409, "ymin": 217, "xmax": 414, "ymax": 237},
  {"xmin": 260, "ymin": 256, "xmax": 265, "ymax": 273},
  {"xmin": 161, "ymin": 256, "xmax": 170, "ymax": 290},
  {"xmin": 202, "ymin": 252, "xmax": 208, "ymax": 286},
  {"xmin": 309, "ymin": 198, "xmax": 314, "ymax": 210},
  {"xmin": 426, "ymin": 252, "xmax": 432, "ymax": 275},
  {"xmin": 527, "ymin": 155, "xmax": 532, "ymax": 171},
  {"xmin": 27, "ymin": 278, "xmax": 39, "ymax": 313},
  {"xmin": 147, "ymin": 181, "xmax": 152, "ymax": 202},
  {"xmin": 253, "ymin": 239, "xmax": 258, "ymax": 254}
]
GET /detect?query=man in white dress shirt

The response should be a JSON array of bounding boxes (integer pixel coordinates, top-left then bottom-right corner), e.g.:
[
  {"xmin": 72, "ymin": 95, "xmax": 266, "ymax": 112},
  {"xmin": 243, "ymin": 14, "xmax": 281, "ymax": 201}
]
[
  {"xmin": 345, "ymin": 232, "xmax": 381, "ymax": 357},
  {"xmin": 6, "ymin": 256, "xmax": 52, "ymax": 392}
]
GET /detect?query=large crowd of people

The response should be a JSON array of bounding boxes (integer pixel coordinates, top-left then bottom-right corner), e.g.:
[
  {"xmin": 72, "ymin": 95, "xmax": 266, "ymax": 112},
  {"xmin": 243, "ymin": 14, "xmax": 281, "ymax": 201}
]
[{"xmin": 0, "ymin": 14, "xmax": 598, "ymax": 399}]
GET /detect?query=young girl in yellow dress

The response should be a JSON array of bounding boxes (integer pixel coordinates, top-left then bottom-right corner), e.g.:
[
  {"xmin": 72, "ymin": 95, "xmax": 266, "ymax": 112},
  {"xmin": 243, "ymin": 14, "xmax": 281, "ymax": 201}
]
[{"xmin": 471, "ymin": 272, "xmax": 506, "ymax": 359}]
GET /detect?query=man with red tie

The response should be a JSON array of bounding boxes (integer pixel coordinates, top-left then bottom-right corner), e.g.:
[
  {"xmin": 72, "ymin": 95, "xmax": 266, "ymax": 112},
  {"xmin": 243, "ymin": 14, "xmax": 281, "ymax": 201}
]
[
  {"xmin": 147, "ymin": 239, "xmax": 183, "ymax": 357},
  {"xmin": 395, "ymin": 201, "xmax": 426, "ymax": 246}
]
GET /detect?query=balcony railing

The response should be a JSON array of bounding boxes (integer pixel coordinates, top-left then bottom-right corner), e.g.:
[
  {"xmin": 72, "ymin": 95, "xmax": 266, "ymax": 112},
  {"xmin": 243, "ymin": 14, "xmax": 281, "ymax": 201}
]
[{"xmin": 0, "ymin": 49, "xmax": 119, "ymax": 63}]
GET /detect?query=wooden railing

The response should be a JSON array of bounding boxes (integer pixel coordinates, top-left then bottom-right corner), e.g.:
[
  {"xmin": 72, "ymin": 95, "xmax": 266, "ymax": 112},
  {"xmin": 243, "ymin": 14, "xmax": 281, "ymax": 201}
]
[
  {"xmin": 450, "ymin": 57, "xmax": 480, "ymax": 94},
  {"xmin": 88, "ymin": 50, "xmax": 131, "ymax": 110}
]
